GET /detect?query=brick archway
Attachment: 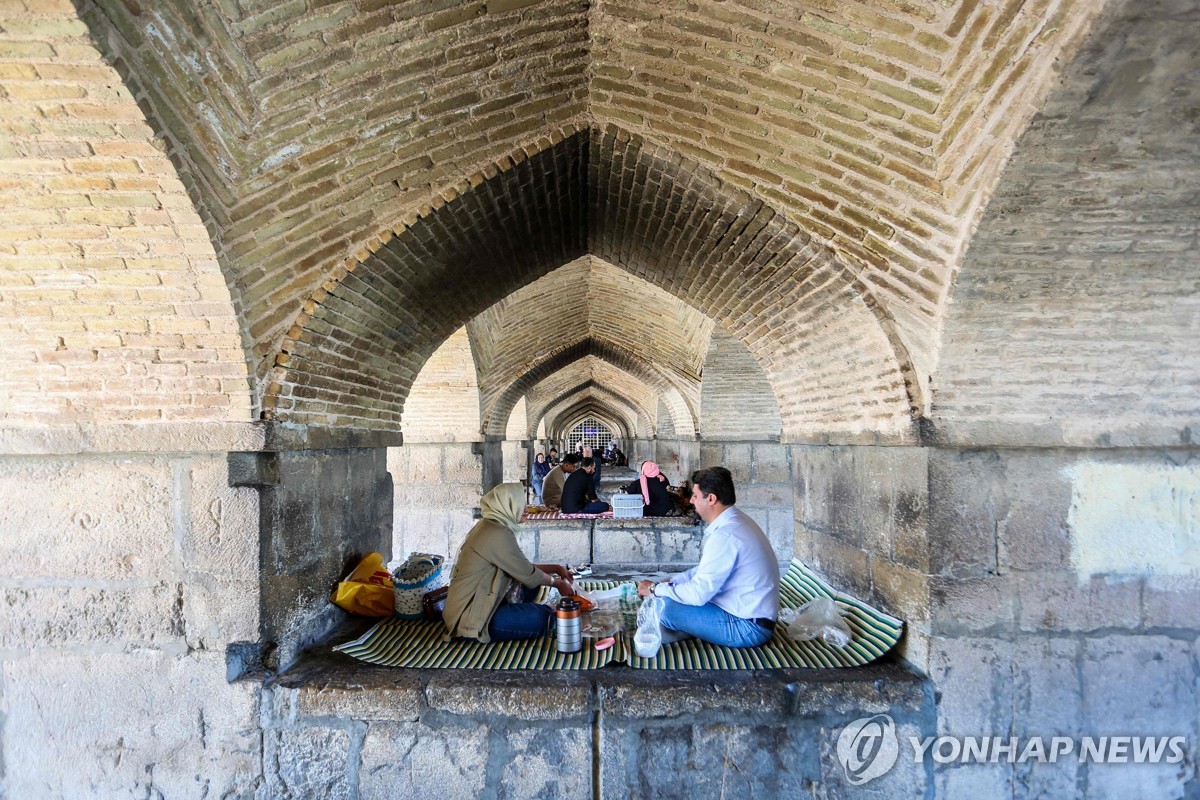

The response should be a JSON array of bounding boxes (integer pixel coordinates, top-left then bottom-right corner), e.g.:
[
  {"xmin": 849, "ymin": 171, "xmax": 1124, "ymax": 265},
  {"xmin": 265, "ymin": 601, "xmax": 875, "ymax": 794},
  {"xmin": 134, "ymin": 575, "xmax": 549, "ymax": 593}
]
[{"xmin": 264, "ymin": 126, "xmax": 913, "ymax": 441}]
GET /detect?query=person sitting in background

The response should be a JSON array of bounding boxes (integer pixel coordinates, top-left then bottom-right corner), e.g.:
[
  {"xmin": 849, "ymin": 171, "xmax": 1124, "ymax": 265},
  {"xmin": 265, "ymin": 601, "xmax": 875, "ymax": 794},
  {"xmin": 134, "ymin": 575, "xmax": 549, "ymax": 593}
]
[
  {"xmin": 442, "ymin": 483, "xmax": 576, "ymax": 642},
  {"xmin": 561, "ymin": 457, "xmax": 611, "ymax": 514},
  {"xmin": 612, "ymin": 447, "xmax": 627, "ymax": 467},
  {"xmin": 547, "ymin": 447, "xmax": 560, "ymax": 466},
  {"xmin": 541, "ymin": 453, "xmax": 580, "ymax": 508},
  {"xmin": 530, "ymin": 452, "xmax": 551, "ymax": 504},
  {"xmin": 583, "ymin": 446, "xmax": 602, "ymax": 497},
  {"xmin": 623, "ymin": 460, "xmax": 674, "ymax": 517}
]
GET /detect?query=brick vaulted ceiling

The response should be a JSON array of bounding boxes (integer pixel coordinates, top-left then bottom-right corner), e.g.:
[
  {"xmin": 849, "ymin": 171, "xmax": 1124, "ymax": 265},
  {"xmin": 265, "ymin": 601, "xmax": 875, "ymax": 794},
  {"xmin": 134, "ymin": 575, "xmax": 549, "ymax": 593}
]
[
  {"xmin": 467, "ymin": 255, "xmax": 710, "ymax": 437},
  {"xmin": 81, "ymin": 0, "xmax": 1105, "ymax": 441}
]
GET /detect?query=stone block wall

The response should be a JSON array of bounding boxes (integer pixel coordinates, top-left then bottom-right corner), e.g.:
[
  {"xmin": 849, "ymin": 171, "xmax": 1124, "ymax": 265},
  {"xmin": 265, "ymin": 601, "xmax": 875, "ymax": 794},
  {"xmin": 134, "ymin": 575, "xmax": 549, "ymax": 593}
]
[
  {"xmin": 502, "ymin": 438, "xmax": 527, "ymax": 486},
  {"xmin": 793, "ymin": 444, "xmax": 930, "ymax": 664},
  {"xmin": 651, "ymin": 438, "xmax": 698, "ymax": 482},
  {"xmin": 263, "ymin": 662, "xmax": 934, "ymax": 800},
  {"xmin": 699, "ymin": 441, "xmax": 796, "ymax": 564},
  {"xmin": 252, "ymin": 447, "xmax": 393, "ymax": 671},
  {"xmin": 515, "ymin": 522, "xmax": 593, "ymax": 565},
  {"xmin": 389, "ymin": 443, "xmax": 482, "ymax": 570},
  {"xmin": 0, "ymin": 448, "xmax": 262, "ymax": 797},
  {"xmin": 924, "ymin": 447, "xmax": 1200, "ymax": 798}
]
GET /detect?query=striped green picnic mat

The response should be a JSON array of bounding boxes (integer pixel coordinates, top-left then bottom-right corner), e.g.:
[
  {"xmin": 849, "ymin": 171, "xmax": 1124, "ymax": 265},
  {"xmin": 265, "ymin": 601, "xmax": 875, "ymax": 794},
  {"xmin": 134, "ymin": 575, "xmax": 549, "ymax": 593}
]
[{"xmin": 334, "ymin": 560, "xmax": 903, "ymax": 669}]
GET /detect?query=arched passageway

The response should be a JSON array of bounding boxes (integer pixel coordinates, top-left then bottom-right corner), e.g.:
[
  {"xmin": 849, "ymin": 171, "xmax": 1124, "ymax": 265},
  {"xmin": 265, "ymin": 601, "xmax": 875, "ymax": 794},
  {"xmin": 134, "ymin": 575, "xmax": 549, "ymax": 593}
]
[{"xmin": 1, "ymin": 0, "xmax": 1196, "ymax": 797}]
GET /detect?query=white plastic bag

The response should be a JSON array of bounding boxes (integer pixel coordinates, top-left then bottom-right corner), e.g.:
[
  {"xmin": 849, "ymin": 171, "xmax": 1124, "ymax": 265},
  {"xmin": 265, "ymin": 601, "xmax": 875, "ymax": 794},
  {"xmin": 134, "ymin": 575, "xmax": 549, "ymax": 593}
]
[
  {"xmin": 780, "ymin": 597, "xmax": 852, "ymax": 648},
  {"xmin": 634, "ymin": 595, "xmax": 664, "ymax": 658}
]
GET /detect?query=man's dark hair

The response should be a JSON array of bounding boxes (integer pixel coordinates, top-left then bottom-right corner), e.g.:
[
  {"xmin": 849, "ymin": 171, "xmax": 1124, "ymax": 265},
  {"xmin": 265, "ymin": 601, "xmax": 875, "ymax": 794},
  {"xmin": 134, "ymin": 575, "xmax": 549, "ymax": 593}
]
[
  {"xmin": 580, "ymin": 456, "xmax": 595, "ymax": 469},
  {"xmin": 691, "ymin": 466, "xmax": 736, "ymax": 506},
  {"xmin": 563, "ymin": 453, "xmax": 582, "ymax": 465},
  {"xmin": 549, "ymin": 447, "xmax": 557, "ymax": 453}
]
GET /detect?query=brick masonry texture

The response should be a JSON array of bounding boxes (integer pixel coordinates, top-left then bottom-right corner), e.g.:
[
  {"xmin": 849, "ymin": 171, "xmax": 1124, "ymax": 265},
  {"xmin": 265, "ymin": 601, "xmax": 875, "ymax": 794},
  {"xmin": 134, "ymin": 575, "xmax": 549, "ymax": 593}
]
[
  {"xmin": 402, "ymin": 325, "xmax": 481, "ymax": 443},
  {"xmin": 0, "ymin": 1, "xmax": 253, "ymax": 427},
  {"xmin": 700, "ymin": 329, "xmax": 782, "ymax": 440},
  {"xmin": 933, "ymin": 0, "xmax": 1200, "ymax": 448},
  {"xmin": 73, "ymin": 0, "xmax": 1105, "ymax": 436},
  {"xmin": 270, "ymin": 127, "xmax": 910, "ymax": 440},
  {"xmin": 82, "ymin": 0, "xmax": 591, "ymax": 381},
  {"xmin": 467, "ymin": 254, "xmax": 711, "ymax": 437}
]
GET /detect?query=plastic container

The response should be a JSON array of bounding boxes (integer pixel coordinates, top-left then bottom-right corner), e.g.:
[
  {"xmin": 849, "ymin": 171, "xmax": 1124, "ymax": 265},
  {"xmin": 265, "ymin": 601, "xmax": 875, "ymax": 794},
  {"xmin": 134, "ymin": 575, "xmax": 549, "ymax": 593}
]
[{"xmin": 612, "ymin": 493, "xmax": 644, "ymax": 519}]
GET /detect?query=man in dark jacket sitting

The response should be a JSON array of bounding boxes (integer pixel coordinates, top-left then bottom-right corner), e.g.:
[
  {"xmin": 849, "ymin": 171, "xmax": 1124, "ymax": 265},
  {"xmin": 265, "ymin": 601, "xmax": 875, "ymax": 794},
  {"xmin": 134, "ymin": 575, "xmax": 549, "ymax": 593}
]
[{"xmin": 560, "ymin": 457, "xmax": 611, "ymax": 514}]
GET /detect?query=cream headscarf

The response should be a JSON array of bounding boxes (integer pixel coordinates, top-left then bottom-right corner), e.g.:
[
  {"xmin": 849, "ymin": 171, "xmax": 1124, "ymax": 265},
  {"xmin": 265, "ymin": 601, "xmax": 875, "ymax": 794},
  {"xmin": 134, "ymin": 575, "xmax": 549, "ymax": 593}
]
[{"xmin": 480, "ymin": 482, "xmax": 525, "ymax": 533}]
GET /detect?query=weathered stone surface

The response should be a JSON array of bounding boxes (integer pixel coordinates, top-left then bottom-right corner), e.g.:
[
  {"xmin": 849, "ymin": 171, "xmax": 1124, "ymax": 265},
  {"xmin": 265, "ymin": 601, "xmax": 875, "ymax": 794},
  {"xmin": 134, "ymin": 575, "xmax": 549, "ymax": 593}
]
[
  {"xmin": 358, "ymin": 721, "xmax": 488, "ymax": 800},
  {"xmin": 0, "ymin": 457, "xmax": 175, "ymax": 581},
  {"xmin": 930, "ymin": 637, "xmax": 1014, "ymax": 736},
  {"xmin": 1081, "ymin": 636, "xmax": 1196, "ymax": 737},
  {"xmin": 3, "ymin": 652, "xmax": 260, "ymax": 798},
  {"xmin": 750, "ymin": 443, "xmax": 791, "ymax": 483},
  {"xmin": 0, "ymin": 583, "xmax": 182, "ymax": 648},
  {"xmin": 993, "ymin": 455, "xmax": 1073, "ymax": 572},
  {"xmin": 499, "ymin": 726, "xmax": 591, "ymax": 799},
  {"xmin": 598, "ymin": 671, "xmax": 791, "ymax": 718},
  {"xmin": 927, "ymin": 450, "xmax": 1004, "ymax": 576},
  {"xmin": 929, "ymin": 576, "xmax": 1017, "ymax": 636},
  {"xmin": 536, "ymin": 525, "xmax": 592, "ymax": 563},
  {"xmin": 183, "ymin": 575, "xmax": 260, "ymax": 648},
  {"xmin": 426, "ymin": 672, "xmax": 591, "ymax": 721},
  {"xmin": 294, "ymin": 673, "xmax": 423, "ymax": 721},
  {"xmin": 935, "ymin": 764, "xmax": 1013, "ymax": 800},
  {"xmin": 1011, "ymin": 638, "xmax": 1082, "ymax": 799},
  {"xmin": 264, "ymin": 725, "xmax": 354, "ymax": 800},
  {"xmin": 818, "ymin": 720, "xmax": 928, "ymax": 799},
  {"xmin": 186, "ymin": 455, "xmax": 259, "ymax": 580},
  {"xmin": 1142, "ymin": 573, "xmax": 1200, "ymax": 628},
  {"xmin": 1014, "ymin": 573, "xmax": 1142, "ymax": 633}
]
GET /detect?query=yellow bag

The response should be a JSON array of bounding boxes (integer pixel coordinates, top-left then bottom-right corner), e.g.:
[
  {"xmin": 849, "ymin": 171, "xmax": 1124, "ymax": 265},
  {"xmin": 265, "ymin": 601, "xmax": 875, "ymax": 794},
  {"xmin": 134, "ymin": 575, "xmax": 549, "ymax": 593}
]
[{"xmin": 331, "ymin": 552, "xmax": 395, "ymax": 617}]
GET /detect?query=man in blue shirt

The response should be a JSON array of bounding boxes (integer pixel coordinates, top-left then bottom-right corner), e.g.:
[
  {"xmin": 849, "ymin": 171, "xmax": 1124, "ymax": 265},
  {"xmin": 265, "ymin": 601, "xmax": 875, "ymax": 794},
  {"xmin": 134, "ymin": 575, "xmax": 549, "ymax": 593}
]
[{"xmin": 637, "ymin": 466, "xmax": 779, "ymax": 648}]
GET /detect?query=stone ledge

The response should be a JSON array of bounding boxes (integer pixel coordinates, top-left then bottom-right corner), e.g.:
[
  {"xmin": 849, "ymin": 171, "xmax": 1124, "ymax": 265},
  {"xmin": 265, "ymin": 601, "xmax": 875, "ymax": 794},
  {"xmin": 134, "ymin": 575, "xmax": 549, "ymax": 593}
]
[
  {"xmin": 0, "ymin": 421, "xmax": 266, "ymax": 455},
  {"xmin": 264, "ymin": 645, "xmax": 935, "ymax": 797},
  {"xmin": 270, "ymin": 647, "xmax": 930, "ymax": 724}
]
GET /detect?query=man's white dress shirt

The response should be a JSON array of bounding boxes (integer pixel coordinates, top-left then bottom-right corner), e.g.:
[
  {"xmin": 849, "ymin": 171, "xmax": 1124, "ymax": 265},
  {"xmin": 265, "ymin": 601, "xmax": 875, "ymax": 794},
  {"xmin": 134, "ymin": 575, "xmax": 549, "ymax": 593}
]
[{"xmin": 653, "ymin": 505, "xmax": 780, "ymax": 620}]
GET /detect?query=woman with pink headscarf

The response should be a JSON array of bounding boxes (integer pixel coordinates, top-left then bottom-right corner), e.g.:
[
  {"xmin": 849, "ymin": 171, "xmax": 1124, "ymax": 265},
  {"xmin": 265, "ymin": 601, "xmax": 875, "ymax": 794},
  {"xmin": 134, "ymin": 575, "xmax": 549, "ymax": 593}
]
[{"xmin": 623, "ymin": 460, "xmax": 675, "ymax": 517}]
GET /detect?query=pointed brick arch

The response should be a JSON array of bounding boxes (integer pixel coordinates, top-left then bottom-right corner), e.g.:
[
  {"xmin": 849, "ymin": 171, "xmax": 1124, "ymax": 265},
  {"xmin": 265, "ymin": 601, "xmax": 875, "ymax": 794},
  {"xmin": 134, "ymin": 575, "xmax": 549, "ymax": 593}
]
[
  {"xmin": 551, "ymin": 402, "xmax": 634, "ymax": 444},
  {"xmin": 264, "ymin": 126, "xmax": 913, "ymax": 440},
  {"xmin": 531, "ymin": 380, "xmax": 655, "ymax": 441},
  {"xmin": 483, "ymin": 337, "xmax": 696, "ymax": 439}
]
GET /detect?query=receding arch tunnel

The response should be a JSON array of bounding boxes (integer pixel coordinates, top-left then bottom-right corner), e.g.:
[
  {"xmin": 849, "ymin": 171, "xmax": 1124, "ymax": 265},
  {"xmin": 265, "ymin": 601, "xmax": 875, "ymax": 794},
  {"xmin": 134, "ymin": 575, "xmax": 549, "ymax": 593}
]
[{"xmin": 266, "ymin": 125, "xmax": 914, "ymax": 442}]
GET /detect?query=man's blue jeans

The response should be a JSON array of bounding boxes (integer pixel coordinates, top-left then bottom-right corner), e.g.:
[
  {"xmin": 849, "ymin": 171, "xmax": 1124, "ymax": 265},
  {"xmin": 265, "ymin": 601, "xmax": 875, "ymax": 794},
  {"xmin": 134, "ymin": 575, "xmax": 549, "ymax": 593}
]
[
  {"xmin": 659, "ymin": 597, "xmax": 773, "ymax": 648},
  {"xmin": 572, "ymin": 500, "xmax": 610, "ymax": 514},
  {"xmin": 487, "ymin": 585, "xmax": 552, "ymax": 641}
]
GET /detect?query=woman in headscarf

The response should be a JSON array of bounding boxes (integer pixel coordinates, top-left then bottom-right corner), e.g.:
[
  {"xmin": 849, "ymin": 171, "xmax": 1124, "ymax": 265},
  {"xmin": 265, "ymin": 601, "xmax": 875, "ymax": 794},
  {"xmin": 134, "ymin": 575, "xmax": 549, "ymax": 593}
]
[
  {"xmin": 530, "ymin": 452, "xmax": 551, "ymax": 504},
  {"xmin": 442, "ymin": 483, "xmax": 576, "ymax": 642},
  {"xmin": 623, "ymin": 461, "xmax": 675, "ymax": 517}
]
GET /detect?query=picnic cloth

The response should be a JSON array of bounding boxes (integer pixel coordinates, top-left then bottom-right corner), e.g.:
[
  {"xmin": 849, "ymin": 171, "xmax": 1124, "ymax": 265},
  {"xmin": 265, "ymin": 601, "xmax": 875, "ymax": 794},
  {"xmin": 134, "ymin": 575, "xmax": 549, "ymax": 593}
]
[
  {"xmin": 334, "ymin": 559, "xmax": 904, "ymax": 670},
  {"xmin": 522, "ymin": 509, "xmax": 613, "ymax": 520}
]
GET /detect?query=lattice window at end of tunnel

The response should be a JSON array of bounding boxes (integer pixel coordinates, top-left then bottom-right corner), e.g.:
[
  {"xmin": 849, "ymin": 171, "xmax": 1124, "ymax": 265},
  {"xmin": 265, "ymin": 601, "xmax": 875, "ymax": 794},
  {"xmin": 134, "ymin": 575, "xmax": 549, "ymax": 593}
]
[{"xmin": 567, "ymin": 417, "xmax": 615, "ymax": 455}]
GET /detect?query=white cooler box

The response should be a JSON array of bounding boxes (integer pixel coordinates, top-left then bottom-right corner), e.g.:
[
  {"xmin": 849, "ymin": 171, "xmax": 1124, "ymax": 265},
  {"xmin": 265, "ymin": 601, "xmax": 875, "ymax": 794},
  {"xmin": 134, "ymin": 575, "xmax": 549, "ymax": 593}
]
[{"xmin": 612, "ymin": 493, "xmax": 644, "ymax": 519}]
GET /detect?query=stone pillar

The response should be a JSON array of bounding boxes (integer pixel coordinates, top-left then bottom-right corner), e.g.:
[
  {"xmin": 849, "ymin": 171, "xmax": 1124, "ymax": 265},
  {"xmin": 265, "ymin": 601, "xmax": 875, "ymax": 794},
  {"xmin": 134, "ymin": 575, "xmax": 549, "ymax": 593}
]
[
  {"xmin": 477, "ymin": 435, "xmax": 505, "ymax": 493},
  {"xmin": 235, "ymin": 445, "xmax": 393, "ymax": 672}
]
